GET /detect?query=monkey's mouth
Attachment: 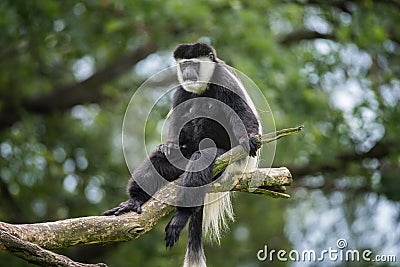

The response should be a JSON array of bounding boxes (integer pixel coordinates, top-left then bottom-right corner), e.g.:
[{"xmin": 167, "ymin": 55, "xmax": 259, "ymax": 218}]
[
  {"xmin": 182, "ymin": 80, "xmax": 201, "ymax": 86},
  {"xmin": 183, "ymin": 78, "xmax": 199, "ymax": 83},
  {"xmin": 181, "ymin": 80, "xmax": 207, "ymax": 94},
  {"xmin": 183, "ymin": 80, "xmax": 208, "ymax": 88}
]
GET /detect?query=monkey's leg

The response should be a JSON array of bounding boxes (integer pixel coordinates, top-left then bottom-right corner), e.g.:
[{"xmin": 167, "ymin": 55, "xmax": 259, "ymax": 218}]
[
  {"xmin": 103, "ymin": 148, "xmax": 184, "ymax": 216},
  {"xmin": 165, "ymin": 147, "xmax": 226, "ymax": 247}
]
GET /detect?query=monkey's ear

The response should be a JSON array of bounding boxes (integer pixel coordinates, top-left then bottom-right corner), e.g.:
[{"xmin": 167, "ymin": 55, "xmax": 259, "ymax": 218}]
[{"xmin": 208, "ymin": 52, "xmax": 215, "ymax": 61}]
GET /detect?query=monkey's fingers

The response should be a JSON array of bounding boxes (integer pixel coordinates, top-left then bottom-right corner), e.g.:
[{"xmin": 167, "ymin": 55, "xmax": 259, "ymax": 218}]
[
  {"xmin": 157, "ymin": 144, "xmax": 170, "ymax": 156},
  {"xmin": 103, "ymin": 207, "xmax": 121, "ymax": 216},
  {"xmin": 114, "ymin": 199, "xmax": 143, "ymax": 215},
  {"xmin": 239, "ymin": 136, "xmax": 258, "ymax": 157},
  {"xmin": 103, "ymin": 199, "xmax": 142, "ymax": 216},
  {"xmin": 164, "ymin": 215, "xmax": 188, "ymax": 248},
  {"xmin": 165, "ymin": 223, "xmax": 181, "ymax": 248},
  {"xmin": 157, "ymin": 142, "xmax": 180, "ymax": 156},
  {"xmin": 248, "ymin": 136, "xmax": 258, "ymax": 157}
]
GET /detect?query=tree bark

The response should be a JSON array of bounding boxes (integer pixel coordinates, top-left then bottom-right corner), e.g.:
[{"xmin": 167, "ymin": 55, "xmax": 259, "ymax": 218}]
[
  {"xmin": 0, "ymin": 167, "xmax": 292, "ymax": 251},
  {"xmin": 0, "ymin": 126, "xmax": 302, "ymax": 266},
  {"xmin": 0, "ymin": 230, "xmax": 107, "ymax": 267}
]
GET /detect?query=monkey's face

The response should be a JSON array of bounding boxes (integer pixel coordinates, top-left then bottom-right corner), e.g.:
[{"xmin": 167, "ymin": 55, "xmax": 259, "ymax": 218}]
[{"xmin": 176, "ymin": 57, "xmax": 215, "ymax": 94}]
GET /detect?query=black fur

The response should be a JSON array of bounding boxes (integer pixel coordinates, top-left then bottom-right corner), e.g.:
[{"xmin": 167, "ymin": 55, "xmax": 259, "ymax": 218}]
[
  {"xmin": 104, "ymin": 43, "xmax": 260, "ymax": 265},
  {"xmin": 185, "ymin": 207, "xmax": 206, "ymax": 264},
  {"xmin": 174, "ymin": 43, "xmax": 217, "ymax": 60}
]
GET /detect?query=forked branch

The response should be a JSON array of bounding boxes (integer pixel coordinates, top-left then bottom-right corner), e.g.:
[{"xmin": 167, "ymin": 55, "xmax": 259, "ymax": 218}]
[{"xmin": 0, "ymin": 125, "xmax": 303, "ymax": 267}]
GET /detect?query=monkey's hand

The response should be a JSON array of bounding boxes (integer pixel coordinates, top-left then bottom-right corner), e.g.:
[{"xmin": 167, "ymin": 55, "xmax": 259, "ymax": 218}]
[
  {"xmin": 157, "ymin": 142, "xmax": 180, "ymax": 156},
  {"xmin": 240, "ymin": 135, "xmax": 259, "ymax": 157},
  {"xmin": 103, "ymin": 198, "xmax": 145, "ymax": 216}
]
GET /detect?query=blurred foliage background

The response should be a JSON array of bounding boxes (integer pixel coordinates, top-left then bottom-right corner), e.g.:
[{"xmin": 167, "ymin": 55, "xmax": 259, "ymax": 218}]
[{"xmin": 0, "ymin": 0, "xmax": 399, "ymax": 266}]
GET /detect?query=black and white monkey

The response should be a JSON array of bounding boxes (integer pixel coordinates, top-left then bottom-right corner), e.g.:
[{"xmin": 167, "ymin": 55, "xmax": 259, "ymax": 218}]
[{"xmin": 104, "ymin": 43, "xmax": 261, "ymax": 267}]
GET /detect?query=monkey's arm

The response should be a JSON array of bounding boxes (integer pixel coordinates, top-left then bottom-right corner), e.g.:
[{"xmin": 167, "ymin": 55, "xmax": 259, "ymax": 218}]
[
  {"xmin": 157, "ymin": 111, "xmax": 183, "ymax": 156},
  {"xmin": 159, "ymin": 88, "xmax": 193, "ymax": 155},
  {"xmin": 223, "ymin": 91, "xmax": 260, "ymax": 157},
  {"xmin": 103, "ymin": 149, "xmax": 184, "ymax": 216}
]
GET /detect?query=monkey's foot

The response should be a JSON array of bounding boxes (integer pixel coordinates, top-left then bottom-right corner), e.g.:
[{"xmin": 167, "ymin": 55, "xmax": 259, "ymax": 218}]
[
  {"xmin": 165, "ymin": 211, "xmax": 191, "ymax": 248},
  {"xmin": 103, "ymin": 199, "xmax": 144, "ymax": 216}
]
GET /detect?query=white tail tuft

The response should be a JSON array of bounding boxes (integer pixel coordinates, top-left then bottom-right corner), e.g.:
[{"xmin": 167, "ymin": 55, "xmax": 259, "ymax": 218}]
[
  {"xmin": 183, "ymin": 252, "xmax": 207, "ymax": 267},
  {"xmin": 203, "ymin": 191, "xmax": 234, "ymax": 244},
  {"xmin": 202, "ymin": 152, "xmax": 259, "ymax": 244}
]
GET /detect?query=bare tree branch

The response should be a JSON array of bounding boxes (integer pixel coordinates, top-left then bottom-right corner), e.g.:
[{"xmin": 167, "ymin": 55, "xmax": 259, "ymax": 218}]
[
  {"xmin": 0, "ymin": 167, "xmax": 292, "ymax": 251},
  {"xmin": 283, "ymin": 0, "xmax": 356, "ymax": 13},
  {"xmin": 289, "ymin": 139, "xmax": 393, "ymax": 177},
  {"xmin": 214, "ymin": 125, "xmax": 304, "ymax": 176},
  {"xmin": 0, "ymin": 230, "xmax": 107, "ymax": 267},
  {"xmin": 0, "ymin": 126, "xmax": 302, "ymax": 266},
  {"xmin": 279, "ymin": 29, "xmax": 336, "ymax": 46}
]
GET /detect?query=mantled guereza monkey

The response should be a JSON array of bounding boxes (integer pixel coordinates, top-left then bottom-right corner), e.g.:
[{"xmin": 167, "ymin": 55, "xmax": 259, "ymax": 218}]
[{"xmin": 104, "ymin": 43, "xmax": 261, "ymax": 267}]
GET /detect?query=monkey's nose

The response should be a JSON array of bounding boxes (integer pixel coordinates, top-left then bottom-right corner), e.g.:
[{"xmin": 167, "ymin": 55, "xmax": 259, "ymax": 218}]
[
  {"xmin": 183, "ymin": 74, "xmax": 198, "ymax": 82},
  {"xmin": 182, "ymin": 68, "xmax": 199, "ymax": 82}
]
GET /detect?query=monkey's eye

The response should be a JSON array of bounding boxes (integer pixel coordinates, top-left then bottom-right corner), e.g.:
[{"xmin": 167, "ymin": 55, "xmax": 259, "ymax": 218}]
[{"xmin": 208, "ymin": 52, "xmax": 214, "ymax": 61}]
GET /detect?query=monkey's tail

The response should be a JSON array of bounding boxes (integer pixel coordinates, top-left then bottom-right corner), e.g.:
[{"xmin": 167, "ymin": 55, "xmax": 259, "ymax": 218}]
[
  {"xmin": 184, "ymin": 207, "xmax": 206, "ymax": 267},
  {"xmin": 202, "ymin": 161, "xmax": 236, "ymax": 244},
  {"xmin": 202, "ymin": 154, "xmax": 258, "ymax": 243},
  {"xmin": 202, "ymin": 191, "xmax": 234, "ymax": 243}
]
